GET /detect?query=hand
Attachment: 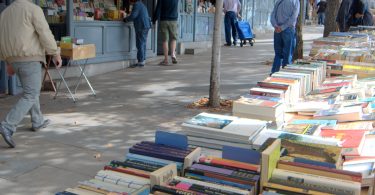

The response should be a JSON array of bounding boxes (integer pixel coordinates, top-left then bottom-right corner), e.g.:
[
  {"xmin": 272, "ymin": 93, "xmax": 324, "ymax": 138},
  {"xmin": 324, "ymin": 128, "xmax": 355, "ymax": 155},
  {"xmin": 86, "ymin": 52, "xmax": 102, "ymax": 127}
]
[
  {"xmin": 355, "ymin": 13, "xmax": 363, "ymax": 19},
  {"xmin": 275, "ymin": 27, "xmax": 282, "ymax": 33},
  {"xmin": 53, "ymin": 54, "xmax": 62, "ymax": 68}
]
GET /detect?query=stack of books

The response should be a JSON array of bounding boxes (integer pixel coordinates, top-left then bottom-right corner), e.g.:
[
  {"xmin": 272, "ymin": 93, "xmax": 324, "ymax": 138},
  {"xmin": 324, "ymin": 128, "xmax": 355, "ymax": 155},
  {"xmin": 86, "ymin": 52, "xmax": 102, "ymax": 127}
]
[
  {"xmin": 150, "ymin": 164, "xmax": 257, "ymax": 195},
  {"xmin": 182, "ymin": 112, "xmax": 268, "ymax": 150},
  {"xmin": 260, "ymin": 139, "xmax": 363, "ymax": 195}
]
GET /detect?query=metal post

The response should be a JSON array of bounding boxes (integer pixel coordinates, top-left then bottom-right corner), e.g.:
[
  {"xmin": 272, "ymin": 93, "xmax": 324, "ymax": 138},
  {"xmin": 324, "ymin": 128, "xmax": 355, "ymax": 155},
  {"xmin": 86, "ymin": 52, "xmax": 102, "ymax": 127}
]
[
  {"xmin": 193, "ymin": 0, "xmax": 197, "ymax": 42},
  {"xmin": 252, "ymin": 0, "xmax": 255, "ymax": 28},
  {"xmin": 67, "ymin": 0, "xmax": 73, "ymax": 36}
]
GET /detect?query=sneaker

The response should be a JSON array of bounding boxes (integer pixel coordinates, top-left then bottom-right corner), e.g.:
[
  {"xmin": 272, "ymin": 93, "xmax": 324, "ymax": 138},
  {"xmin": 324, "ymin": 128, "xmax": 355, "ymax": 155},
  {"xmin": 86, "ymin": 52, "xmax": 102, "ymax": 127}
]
[
  {"xmin": 32, "ymin": 119, "xmax": 51, "ymax": 132},
  {"xmin": 0, "ymin": 126, "xmax": 15, "ymax": 148},
  {"xmin": 159, "ymin": 60, "xmax": 171, "ymax": 66},
  {"xmin": 171, "ymin": 57, "xmax": 178, "ymax": 64}
]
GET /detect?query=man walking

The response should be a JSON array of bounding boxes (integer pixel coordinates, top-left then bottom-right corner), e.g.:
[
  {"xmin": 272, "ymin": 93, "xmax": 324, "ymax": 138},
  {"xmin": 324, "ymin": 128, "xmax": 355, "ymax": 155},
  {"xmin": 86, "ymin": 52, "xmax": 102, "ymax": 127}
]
[
  {"xmin": 316, "ymin": 0, "xmax": 327, "ymax": 25},
  {"xmin": 223, "ymin": 0, "xmax": 241, "ymax": 46},
  {"xmin": 270, "ymin": 0, "xmax": 300, "ymax": 75},
  {"xmin": 0, "ymin": 0, "xmax": 62, "ymax": 148},
  {"xmin": 153, "ymin": 0, "xmax": 179, "ymax": 66},
  {"xmin": 124, "ymin": 0, "xmax": 152, "ymax": 68}
]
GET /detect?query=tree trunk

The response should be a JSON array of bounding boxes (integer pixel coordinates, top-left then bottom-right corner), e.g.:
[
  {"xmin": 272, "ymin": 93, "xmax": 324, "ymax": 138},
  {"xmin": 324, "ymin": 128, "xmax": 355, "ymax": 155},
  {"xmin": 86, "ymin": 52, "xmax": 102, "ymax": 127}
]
[
  {"xmin": 293, "ymin": 0, "xmax": 304, "ymax": 61},
  {"xmin": 208, "ymin": 0, "xmax": 223, "ymax": 108},
  {"xmin": 323, "ymin": 0, "xmax": 341, "ymax": 37}
]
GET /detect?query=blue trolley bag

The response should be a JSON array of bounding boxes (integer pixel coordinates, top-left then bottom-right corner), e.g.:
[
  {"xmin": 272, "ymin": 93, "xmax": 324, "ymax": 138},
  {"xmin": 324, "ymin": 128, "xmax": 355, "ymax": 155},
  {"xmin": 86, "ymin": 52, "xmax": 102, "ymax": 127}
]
[{"xmin": 235, "ymin": 20, "xmax": 255, "ymax": 47}]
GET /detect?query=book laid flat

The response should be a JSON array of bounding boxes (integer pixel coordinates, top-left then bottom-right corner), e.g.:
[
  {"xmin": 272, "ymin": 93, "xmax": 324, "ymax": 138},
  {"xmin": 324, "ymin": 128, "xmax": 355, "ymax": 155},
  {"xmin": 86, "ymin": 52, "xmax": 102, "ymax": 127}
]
[{"xmin": 320, "ymin": 130, "xmax": 367, "ymax": 156}]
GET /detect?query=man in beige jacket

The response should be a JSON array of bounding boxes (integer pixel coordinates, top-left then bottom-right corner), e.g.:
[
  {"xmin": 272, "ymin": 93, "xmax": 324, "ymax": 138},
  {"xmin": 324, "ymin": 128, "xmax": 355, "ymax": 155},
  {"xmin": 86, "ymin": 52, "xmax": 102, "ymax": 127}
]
[{"xmin": 0, "ymin": 0, "xmax": 62, "ymax": 148}]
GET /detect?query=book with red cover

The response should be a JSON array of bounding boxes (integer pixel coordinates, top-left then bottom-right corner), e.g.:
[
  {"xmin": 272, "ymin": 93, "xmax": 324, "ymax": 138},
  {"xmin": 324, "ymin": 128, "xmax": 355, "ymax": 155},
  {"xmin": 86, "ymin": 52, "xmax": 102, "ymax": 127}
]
[{"xmin": 320, "ymin": 130, "xmax": 367, "ymax": 156}]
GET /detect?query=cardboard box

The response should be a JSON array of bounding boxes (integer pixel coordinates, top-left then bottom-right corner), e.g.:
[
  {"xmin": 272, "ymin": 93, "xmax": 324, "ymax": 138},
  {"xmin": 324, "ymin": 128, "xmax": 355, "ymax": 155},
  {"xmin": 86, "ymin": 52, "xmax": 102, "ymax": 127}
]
[{"xmin": 61, "ymin": 44, "xmax": 96, "ymax": 60}]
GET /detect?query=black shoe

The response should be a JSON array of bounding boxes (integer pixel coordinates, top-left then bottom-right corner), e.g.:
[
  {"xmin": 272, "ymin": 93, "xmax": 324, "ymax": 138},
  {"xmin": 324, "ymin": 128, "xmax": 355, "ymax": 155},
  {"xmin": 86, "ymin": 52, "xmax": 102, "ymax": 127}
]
[
  {"xmin": 224, "ymin": 43, "xmax": 232, "ymax": 47},
  {"xmin": 282, "ymin": 65, "xmax": 286, "ymax": 69},
  {"xmin": 0, "ymin": 126, "xmax": 16, "ymax": 148},
  {"xmin": 233, "ymin": 41, "xmax": 237, "ymax": 46},
  {"xmin": 32, "ymin": 119, "xmax": 50, "ymax": 132}
]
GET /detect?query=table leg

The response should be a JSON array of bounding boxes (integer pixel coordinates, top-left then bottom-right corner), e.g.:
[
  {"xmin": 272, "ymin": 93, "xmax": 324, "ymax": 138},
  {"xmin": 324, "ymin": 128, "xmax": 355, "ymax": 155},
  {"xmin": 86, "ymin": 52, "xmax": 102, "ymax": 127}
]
[
  {"xmin": 54, "ymin": 60, "xmax": 76, "ymax": 102},
  {"xmin": 74, "ymin": 59, "xmax": 96, "ymax": 96}
]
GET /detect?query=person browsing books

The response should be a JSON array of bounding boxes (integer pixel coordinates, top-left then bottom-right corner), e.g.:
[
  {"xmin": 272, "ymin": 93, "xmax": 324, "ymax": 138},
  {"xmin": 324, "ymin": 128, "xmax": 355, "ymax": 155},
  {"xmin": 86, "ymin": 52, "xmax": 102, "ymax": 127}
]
[
  {"xmin": 270, "ymin": 0, "xmax": 300, "ymax": 75},
  {"xmin": 223, "ymin": 0, "xmax": 241, "ymax": 46},
  {"xmin": 123, "ymin": 0, "xmax": 152, "ymax": 68},
  {"xmin": 0, "ymin": 0, "xmax": 62, "ymax": 148}
]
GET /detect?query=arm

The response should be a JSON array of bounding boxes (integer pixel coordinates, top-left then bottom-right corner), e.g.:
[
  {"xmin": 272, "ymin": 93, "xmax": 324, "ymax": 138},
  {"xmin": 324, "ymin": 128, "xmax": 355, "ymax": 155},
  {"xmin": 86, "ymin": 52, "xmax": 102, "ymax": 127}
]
[
  {"xmin": 280, "ymin": 0, "xmax": 300, "ymax": 30},
  {"xmin": 152, "ymin": 0, "xmax": 161, "ymax": 24},
  {"xmin": 270, "ymin": 4, "xmax": 278, "ymax": 28},
  {"xmin": 237, "ymin": 0, "xmax": 241, "ymax": 13},
  {"xmin": 32, "ymin": 7, "xmax": 62, "ymax": 67},
  {"xmin": 124, "ymin": 3, "xmax": 140, "ymax": 22},
  {"xmin": 32, "ymin": 7, "xmax": 57, "ymax": 56}
]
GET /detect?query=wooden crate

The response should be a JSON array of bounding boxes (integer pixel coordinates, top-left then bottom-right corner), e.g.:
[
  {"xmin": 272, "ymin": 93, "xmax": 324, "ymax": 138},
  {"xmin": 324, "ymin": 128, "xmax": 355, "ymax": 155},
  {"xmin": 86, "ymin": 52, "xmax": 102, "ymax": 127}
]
[{"xmin": 61, "ymin": 44, "xmax": 96, "ymax": 61}]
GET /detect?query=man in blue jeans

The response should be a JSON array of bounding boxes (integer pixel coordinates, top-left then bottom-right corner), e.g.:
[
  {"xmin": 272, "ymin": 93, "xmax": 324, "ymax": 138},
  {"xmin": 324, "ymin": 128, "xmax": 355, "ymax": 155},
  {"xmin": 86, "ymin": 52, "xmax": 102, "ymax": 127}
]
[
  {"xmin": 270, "ymin": 0, "xmax": 300, "ymax": 75},
  {"xmin": 0, "ymin": 0, "xmax": 62, "ymax": 148},
  {"xmin": 124, "ymin": 0, "xmax": 152, "ymax": 68},
  {"xmin": 223, "ymin": 0, "xmax": 241, "ymax": 46}
]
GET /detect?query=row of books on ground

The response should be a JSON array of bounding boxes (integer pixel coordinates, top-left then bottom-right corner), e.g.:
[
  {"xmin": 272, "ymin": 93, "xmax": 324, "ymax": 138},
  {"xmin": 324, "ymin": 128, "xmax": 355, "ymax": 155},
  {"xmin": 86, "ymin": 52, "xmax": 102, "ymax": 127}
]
[
  {"xmin": 55, "ymin": 130, "xmax": 373, "ymax": 195},
  {"xmin": 180, "ymin": 59, "xmax": 375, "ymax": 193}
]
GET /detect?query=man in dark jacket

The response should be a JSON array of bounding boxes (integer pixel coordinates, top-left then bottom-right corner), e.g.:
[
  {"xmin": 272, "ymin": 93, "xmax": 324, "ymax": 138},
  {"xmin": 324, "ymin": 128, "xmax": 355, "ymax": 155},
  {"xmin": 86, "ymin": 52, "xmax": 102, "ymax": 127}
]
[
  {"xmin": 336, "ymin": 0, "xmax": 353, "ymax": 32},
  {"xmin": 153, "ymin": 0, "xmax": 179, "ymax": 65},
  {"xmin": 124, "ymin": 0, "xmax": 152, "ymax": 68}
]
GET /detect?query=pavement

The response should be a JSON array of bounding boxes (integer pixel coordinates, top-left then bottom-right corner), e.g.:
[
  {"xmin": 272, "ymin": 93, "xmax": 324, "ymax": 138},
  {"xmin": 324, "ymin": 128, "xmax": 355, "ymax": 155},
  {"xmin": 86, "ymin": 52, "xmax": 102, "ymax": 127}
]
[{"xmin": 0, "ymin": 26, "xmax": 323, "ymax": 195}]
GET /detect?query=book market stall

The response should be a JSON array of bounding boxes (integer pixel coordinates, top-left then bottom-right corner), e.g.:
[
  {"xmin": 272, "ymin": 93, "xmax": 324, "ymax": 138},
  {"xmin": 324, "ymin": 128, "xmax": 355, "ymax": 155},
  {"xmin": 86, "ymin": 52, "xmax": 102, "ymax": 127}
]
[
  {"xmin": 55, "ymin": 29, "xmax": 375, "ymax": 194},
  {"xmin": 36, "ymin": 0, "xmax": 157, "ymax": 64}
]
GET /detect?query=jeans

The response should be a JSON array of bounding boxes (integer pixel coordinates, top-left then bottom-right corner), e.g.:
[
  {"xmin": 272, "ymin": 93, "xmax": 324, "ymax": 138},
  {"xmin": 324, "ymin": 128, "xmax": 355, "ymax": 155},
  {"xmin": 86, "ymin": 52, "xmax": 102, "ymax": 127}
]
[
  {"xmin": 271, "ymin": 27, "xmax": 296, "ymax": 74},
  {"xmin": 224, "ymin": 11, "xmax": 237, "ymax": 45},
  {"xmin": 135, "ymin": 29, "xmax": 150, "ymax": 63},
  {"xmin": 1, "ymin": 61, "xmax": 44, "ymax": 133},
  {"xmin": 318, "ymin": 12, "xmax": 325, "ymax": 25}
]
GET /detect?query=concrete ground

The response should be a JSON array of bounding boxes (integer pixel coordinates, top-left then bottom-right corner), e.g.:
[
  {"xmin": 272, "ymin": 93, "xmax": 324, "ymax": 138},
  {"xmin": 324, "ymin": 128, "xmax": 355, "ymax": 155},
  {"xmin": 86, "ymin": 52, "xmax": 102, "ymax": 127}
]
[{"xmin": 0, "ymin": 26, "xmax": 323, "ymax": 195}]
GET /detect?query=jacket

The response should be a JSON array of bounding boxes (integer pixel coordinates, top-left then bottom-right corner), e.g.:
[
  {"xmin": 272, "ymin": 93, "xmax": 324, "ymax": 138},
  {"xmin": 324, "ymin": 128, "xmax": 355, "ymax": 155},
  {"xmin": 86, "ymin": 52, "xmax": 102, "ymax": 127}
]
[
  {"xmin": 153, "ymin": 0, "xmax": 179, "ymax": 23},
  {"xmin": 124, "ymin": 1, "xmax": 151, "ymax": 31},
  {"xmin": 0, "ymin": 0, "xmax": 58, "ymax": 64}
]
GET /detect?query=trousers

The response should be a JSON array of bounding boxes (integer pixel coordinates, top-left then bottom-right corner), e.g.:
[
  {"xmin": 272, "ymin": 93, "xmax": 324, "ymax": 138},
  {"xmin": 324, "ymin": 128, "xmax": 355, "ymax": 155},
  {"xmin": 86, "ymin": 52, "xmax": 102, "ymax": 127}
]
[
  {"xmin": 1, "ymin": 61, "xmax": 44, "ymax": 133},
  {"xmin": 135, "ymin": 28, "xmax": 150, "ymax": 63},
  {"xmin": 271, "ymin": 27, "xmax": 296, "ymax": 74},
  {"xmin": 224, "ymin": 11, "xmax": 237, "ymax": 45}
]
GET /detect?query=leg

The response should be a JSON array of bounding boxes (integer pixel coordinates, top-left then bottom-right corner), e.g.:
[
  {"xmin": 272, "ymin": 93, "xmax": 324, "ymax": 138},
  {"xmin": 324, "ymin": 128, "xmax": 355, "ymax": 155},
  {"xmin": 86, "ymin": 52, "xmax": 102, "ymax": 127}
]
[
  {"xmin": 169, "ymin": 21, "xmax": 178, "ymax": 63},
  {"xmin": 1, "ymin": 62, "xmax": 43, "ymax": 134},
  {"xmin": 224, "ymin": 12, "xmax": 232, "ymax": 45},
  {"xmin": 322, "ymin": 13, "xmax": 326, "ymax": 25},
  {"xmin": 135, "ymin": 30, "xmax": 143, "ymax": 64},
  {"xmin": 230, "ymin": 12, "xmax": 238, "ymax": 45},
  {"xmin": 160, "ymin": 21, "xmax": 169, "ymax": 63},
  {"xmin": 271, "ymin": 32, "xmax": 283, "ymax": 74},
  {"xmin": 281, "ymin": 27, "xmax": 295, "ymax": 66},
  {"xmin": 142, "ymin": 29, "xmax": 149, "ymax": 64}
]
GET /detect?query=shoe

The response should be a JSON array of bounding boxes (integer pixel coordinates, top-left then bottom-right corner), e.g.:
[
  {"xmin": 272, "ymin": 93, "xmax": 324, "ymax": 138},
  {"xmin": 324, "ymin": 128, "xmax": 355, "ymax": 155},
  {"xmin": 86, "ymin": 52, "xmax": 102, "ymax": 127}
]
[
  {"xmin": 282, "ymin": 65, "xmax": 287, "ymax": 69},
  {"xmin": 171, "ymin": 57, "xmax": 178, "ymax": 64},
  {"xmin": 0, "ymin": 126, "xmax": 15, "ymax": 148},
  {"xmin": 224, "ymin": 43, "xmax": 232, "ymax": 47},
  {"xmin": 233, "ymin": 41, "xmax": 237, "ymax": 46},
  {"xmin": 137, "ymin": 63, "xmax": 145, "ymax": 67},
  {"xmin": 129, "ymin": 64, "xmax": 138, "ymax": 68},
  {"xmin": 159, "ymin": 60, "xmax": 171, "ymax": 66},
  {"xmin": 32, "ymin": 119, "xmax": 50, "ymax": 132}
]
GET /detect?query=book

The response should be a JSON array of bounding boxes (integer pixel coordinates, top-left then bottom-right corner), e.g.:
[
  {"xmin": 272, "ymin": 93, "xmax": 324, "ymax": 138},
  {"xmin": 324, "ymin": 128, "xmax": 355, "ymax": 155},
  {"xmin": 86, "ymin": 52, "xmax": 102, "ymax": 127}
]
[
  {"xmin": 314, "ymin": 105, "xmax": 363, "ymax": 122},
  {"xmin": 260, "ymin": 139, "xmax": 281, "ymax": 192},
  {"xmin": 263, "ymin": 182, "xmax": 332, "ymax": 195},
  {"xmin": 277, "ymin": 160, "xmax": 362, "ymax": 183},
  {"xmin": 290, "ymin": 119, "xmax": 337, "ymax": 127},
  {"xmin": 280, "ymin": 124, "xmax": 321, "ymax": 136},
  {"xmin": 199, "ymin": 156, "xmax": 260, "ymax": 172},
  {"xmin": 320, "ymin": 130, "xmax": 367, "ymax": 156},
  {"xmin": 279, "ymin": 139, "xmax": 343, "ymax": 169},
  {"xmin": 250, "ymin": 87, "xmax": 286, "ymax": 99},
  {"xmin": 269, "ymin": 168, "xmax": 361, "ymax": 195},
  {"xmin": 321, "ymin": 121, "xmax": 373, "ymax": 130},
  {"xmin": 183, "ymin": 112, "xmax": 267, "ymax": 142}
]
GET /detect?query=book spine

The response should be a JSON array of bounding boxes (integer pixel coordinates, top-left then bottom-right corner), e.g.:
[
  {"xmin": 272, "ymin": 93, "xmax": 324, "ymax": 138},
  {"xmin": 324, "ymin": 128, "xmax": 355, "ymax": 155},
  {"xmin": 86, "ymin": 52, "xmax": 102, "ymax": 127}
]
[
  {"xmin": 104, "ymin": 166, "xmax": 150, "ymax": 178},
  {"xmin": 110, "ymin": 160, "xmax": 161, "ymax": 172},
  {"xmin": 132, "ymin": 145, "xmax": 189, "ymax": 158},
  {"xmin": 152, "ymin": 185, "xmax": 198, "ymax": 195},
  {"xmin": 126, "ymin": 153, "xmax": 184, "ymax": 169},
  {"xmin": 189, "ymin": 165, "xmax": 258, "ymax": 181},
  {"xmin": 270, "ymin": 169, "xmax": 360, "ymax": 195},
  {"xmin": 184, "ymin": 173, "xmax": 253, "ymax": 190},
  {"xmin": 129, "ymin": 148, "xmax": 185, "ymax": 162},
  {"xmin": 185, "ymin": 168, "xmax": 255, "ymax": 185},
  {"xmin": 199, "ymin": 157, "xmax": 259, "ymax": 172}
]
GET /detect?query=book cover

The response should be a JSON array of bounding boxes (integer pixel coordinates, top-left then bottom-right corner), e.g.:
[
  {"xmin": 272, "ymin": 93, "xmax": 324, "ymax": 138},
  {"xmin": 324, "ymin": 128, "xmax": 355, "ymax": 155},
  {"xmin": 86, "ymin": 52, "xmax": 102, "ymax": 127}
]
[
  {"xmin": 185, "ymin": 114, "xmax": 232, "ymax": 129},
  {"xmin": 260, "ymin": 139, "xmax": 281, "ymax": 192},
  {"xmin": 290, "ymin": 119, "xmax": 337, "ymax": 127},
  {"xmin": 320, "ymin": 130, "xmax": 366, "ymax": 156},
  {"xmin": 280, "ymin": 124, "xmax": 320, "ymax": 135},
  {"xmin": 279, "ymin": 139, "xmax": 343, "ymax": 168}
]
